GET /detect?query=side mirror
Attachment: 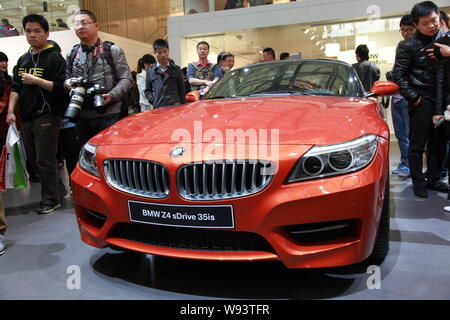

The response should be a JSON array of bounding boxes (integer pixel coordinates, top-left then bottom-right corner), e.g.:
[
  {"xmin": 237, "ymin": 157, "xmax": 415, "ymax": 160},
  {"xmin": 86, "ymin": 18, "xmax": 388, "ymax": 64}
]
[
  {"xmin": 368, "ymin": 81, "xmax": 400, "ymax": 98},
  {"xmin": 185, "ymin": 91, "xmax": 200, "ymax": 103}
]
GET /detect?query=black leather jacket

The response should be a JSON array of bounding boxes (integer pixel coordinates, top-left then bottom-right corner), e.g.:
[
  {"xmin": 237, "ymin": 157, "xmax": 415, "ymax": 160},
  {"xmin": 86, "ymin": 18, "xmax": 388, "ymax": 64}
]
[
  {"xmin": 392, "ymin": 30, "xmax": 447, "ymax": 104},
  {"xmin": 144, "ymin": 63, "xmax": 186, "ymax": 109},
  {"xmin": 435, "ymin": 58, "xmax": 450, "ymax": 115}
]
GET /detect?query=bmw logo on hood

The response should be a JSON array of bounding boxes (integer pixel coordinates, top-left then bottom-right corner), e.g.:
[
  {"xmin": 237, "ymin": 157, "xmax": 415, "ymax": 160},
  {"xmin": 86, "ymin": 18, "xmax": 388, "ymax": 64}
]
[{"xmin": 170, "ymin": 147, "xmax": 185, "ymax": 158}]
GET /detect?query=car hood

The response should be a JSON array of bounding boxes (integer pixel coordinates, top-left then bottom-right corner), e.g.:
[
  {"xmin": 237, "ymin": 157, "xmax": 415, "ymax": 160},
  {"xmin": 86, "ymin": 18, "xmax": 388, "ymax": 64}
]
[{"xmin": 99, "ymin": 96, "xmax": 388, "ymax": 146}]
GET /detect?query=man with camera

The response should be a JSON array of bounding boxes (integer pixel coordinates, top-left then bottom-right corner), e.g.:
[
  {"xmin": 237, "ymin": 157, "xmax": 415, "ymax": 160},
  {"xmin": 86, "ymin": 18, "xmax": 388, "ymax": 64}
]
[
  {"xmin": 6, "ymin": 14, "xmax": 68, "ymax": 214},
  {"xmin": 65, "ymin": 10, "xmax": 132, "ymax": 147}
]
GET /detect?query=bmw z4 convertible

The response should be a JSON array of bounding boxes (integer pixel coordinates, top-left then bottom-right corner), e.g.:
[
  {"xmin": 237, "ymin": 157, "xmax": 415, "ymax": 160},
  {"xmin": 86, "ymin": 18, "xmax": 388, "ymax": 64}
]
[{"xmin": 71, "ymin": 59, "xmax": 398, "ymax": 268}]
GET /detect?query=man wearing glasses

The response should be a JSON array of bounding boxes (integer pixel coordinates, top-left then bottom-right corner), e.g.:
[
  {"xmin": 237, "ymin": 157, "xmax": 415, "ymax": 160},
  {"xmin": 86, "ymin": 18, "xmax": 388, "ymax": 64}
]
[
  {"xmin": 65, "ymin": 10, "xmax": 132, "ymax": 147},
  {"xmin": 389, "ymin": 14, "xmax": 415, "ymax": 179}
]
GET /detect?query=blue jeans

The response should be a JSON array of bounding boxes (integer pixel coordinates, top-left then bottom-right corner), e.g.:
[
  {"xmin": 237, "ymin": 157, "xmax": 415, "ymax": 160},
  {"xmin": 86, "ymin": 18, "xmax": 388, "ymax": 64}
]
[{"xmin": 391, "ymin": 98, "xmax": 410, "ymax": 167}]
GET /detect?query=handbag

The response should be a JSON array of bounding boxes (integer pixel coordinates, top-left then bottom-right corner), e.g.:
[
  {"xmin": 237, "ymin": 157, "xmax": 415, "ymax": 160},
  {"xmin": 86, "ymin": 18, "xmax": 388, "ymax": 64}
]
[{"xmin": 1, "ymin": 124, "xmax": 28, "ymax": 190}]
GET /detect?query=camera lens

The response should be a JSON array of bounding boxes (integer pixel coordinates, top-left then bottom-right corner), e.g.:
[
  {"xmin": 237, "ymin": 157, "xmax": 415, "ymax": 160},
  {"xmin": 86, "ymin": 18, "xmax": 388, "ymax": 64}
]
[
  {"xmin": 93, "ymin": 94, "xmax": 106, "ymax": 114},
  {"xmin": 64, "ymin": 86, "xmax": 86, "ymax": 122}
]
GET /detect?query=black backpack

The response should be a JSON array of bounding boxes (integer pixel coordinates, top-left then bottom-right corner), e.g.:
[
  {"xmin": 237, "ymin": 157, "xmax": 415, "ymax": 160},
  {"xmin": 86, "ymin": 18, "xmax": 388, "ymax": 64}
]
[{"xmin": 68, "ymin": 41, "xmax": 129, "ymax": 118}]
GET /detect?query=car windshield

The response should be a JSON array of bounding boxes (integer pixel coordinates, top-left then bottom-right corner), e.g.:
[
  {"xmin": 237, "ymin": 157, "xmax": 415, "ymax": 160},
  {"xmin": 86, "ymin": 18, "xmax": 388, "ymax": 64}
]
[{"xmin": 205, "ymin": 60, "xmax": 365, "ymax": 99}]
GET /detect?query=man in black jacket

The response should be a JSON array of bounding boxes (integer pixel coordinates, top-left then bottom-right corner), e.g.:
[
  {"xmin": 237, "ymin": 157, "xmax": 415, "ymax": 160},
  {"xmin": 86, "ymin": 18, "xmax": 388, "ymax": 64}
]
[
  {"xmin": 6, "ymin": 14, "xmax": 67, "ymax": 214},
  {"xmin": 432, "ymin": 44, "xmax": 450, "ymax": 201},
  {"xmin": 352, "ymin": 44, "xmax": 380, "ymax": 92},
  {"xmin": 145, "ymin": 39, "xmax": 185, "ymax": 109},
  {"xmin": 393, "ymin": 1, "xmax": 448, "ymax": 198}
]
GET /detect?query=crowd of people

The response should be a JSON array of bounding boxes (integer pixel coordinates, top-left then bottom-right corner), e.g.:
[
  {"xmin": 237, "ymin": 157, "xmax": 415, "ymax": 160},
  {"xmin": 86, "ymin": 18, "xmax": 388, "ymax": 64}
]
[
  {"xmin": 391, "ymin": 2, "xmax": 450, "ymax": 202},
  {"xmin": 0, "ymin": 1, "xmax": 449, "ymax": 256},
  {"xmin": 0, "ymin": 18, "xmax": 19, "ymax": 37}
]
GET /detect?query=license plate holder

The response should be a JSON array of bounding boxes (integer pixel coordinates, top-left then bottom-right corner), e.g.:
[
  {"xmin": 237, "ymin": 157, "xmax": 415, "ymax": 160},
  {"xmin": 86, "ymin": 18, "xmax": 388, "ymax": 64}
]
[{"xmin": 128, "ymin": 201, "xmax": 235, "ymax": 228}]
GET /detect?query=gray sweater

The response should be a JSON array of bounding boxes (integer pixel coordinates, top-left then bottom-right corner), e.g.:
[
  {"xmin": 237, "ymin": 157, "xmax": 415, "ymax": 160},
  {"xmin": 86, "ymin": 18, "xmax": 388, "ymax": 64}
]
[{"xmin": 66, "ymin": 40, "xmax": 133, "ymax": 118}]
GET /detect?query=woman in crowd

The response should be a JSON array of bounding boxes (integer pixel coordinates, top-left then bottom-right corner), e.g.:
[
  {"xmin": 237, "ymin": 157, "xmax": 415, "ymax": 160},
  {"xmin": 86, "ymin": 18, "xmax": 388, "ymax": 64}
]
[{"xmin": 0, "ymin": 51, "xmax": 11, "ymax": 255}]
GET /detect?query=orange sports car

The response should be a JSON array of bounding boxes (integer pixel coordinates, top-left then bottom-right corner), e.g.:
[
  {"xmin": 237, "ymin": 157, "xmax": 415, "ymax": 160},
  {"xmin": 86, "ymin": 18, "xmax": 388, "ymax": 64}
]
[{"xmin": 71, "ymin": 60, "xmax": 398, "ymax": 268}]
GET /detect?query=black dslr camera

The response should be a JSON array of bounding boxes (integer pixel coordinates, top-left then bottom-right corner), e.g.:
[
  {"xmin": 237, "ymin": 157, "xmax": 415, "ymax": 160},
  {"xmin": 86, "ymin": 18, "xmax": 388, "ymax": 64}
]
[{"xmin": 64, "ymin": 76, "xmax": 108, "ymax": 122}]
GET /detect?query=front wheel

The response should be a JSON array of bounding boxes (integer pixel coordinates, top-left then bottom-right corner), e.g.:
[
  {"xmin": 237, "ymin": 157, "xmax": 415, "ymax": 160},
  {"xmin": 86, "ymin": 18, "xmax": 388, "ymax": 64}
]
[{"xmin": 368, "ymin": 172, "xmax": 390, "ymax": 263}]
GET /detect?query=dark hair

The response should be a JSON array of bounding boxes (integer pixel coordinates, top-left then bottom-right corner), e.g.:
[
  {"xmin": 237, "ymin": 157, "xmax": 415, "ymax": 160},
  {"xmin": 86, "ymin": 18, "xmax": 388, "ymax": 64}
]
[
  {"xmin": 411, "ymin": 1, "xmax": 439, "ymax": 24},
  {"xmin": 153, "ymin": 39, "xmax": 169, "ymax": 51},
  {"xmin": 142, "ymin": 54, "xmax": 156, "ymax": 65},
  {"xmin": 197, "ymin": 41, "xmax": 210, "ymax": 49},
  {"xmin": 0, "ymin": 52, "xmax": 8, "ymax": 62},
  {"xmin": 400, "ymin": 14, "xmax": 414, "ymax": 26},
  {"xmin": 137, "ymin": 58, "xmax": 143, "ymax": 74},
  {"xmin": 131, "ymin": 71, "xmax": 137, "ymax": 82},
  {"xmin": 181, "ymin": 67, "xmax": 187, "ymax": 76},
  {"xmin": 1, "ymin": 18, "xmax": 9, "ymax": 24},
  {"xmin": 280, "ymin": 52, "xmax": 290, "ymax": 60},
  {"xmin": 217, "ymin": 52, "xmax": 225, "ymax": 65},
  {"xmin": 75, "ymin": 9, "xmax": 98, "ymax": 23},
  {"xmin": 0, "ymin": 51, "xmax": 11, "ymax": 98},
  {"xmin": 218, "ymin": 52, "xmax": 234, "ymax": 65},
  {"xmin": 440, "ymin": 10, "xmax": 449, "ymax": 26},
  {"xmin": 355, "ymin": 44, "xmax": 369, "ymax": 61},
  {"xmin": 263, "ymin": 47, "xmax": 275, "ymax": 59},
  {"xmin": 22, "ymin": 14, "xmax": 49, "ymax": 32}
]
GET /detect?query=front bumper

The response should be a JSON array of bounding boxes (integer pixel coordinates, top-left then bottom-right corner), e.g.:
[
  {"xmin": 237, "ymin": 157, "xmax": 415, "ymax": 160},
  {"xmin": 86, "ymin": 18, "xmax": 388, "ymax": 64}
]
[{"xmin": 71, "ymin": 138, "xmax": 389, "ymax": 269}]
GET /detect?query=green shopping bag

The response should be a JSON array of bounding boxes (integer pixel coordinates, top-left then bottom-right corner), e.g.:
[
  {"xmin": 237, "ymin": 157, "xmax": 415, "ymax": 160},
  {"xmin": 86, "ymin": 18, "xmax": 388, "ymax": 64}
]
[
  {"xmin": 12, "ymin": 143, "xmax": 27, "ymax": 190},
  {"xmin": 5, "ymin": 124, "xmax": 28, "ymax": 190}
]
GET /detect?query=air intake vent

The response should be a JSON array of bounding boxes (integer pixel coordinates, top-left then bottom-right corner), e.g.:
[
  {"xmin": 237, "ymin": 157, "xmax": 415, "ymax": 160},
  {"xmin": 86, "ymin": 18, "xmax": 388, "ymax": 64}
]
[
  {"xmin": 177, "ymin": 160, "xmax": 275, "ymax": 200},
  {"xmin": 104, "ymin": 159, "xmax": 169, "ymax": 198},
  {"xmin": 109, "ymin": 223, "xmax": 275, "ymax": 252},
  {"xmin": 285, "ymin": 219, "xmax": 360, "ymax": 244}
]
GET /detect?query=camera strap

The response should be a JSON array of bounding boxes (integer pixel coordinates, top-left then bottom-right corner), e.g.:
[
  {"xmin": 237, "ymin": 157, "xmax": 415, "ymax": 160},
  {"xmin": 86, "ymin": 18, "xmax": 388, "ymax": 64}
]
[
  {"xmin": 83, "ymin": 39, "xmax": 103, "ymax": 80},
  {"xmin": 69, "ymin": 40, "xmax": 118, "ymax": 84}
]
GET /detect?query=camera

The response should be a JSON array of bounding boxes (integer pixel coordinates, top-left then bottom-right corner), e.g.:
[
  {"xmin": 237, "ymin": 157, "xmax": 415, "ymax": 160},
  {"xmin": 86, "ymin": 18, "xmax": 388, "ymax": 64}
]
[{"xmin": 64, "ymin": 77, "xmax": 108, "ymax": 122}]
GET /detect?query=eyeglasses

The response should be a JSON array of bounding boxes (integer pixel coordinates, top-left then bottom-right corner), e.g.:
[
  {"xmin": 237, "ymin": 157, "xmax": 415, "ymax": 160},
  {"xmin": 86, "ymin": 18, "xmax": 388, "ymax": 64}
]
[{"xmin": 75, "ymin": 21, "xmax": 95, "ymax": 28}]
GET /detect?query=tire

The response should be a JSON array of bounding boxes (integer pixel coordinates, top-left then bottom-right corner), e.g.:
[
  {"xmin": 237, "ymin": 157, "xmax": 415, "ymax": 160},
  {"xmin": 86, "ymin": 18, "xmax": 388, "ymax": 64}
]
[{"xmin": 368, "ymin": 172, "xmax": 390, "ymax": 263}]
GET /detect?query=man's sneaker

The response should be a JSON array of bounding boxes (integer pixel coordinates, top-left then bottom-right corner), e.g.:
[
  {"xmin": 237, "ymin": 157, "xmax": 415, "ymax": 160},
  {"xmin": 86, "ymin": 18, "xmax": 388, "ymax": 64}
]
[
  {"xmin": 427, "ymin": 181, "xmax": 449, "ymax": 193},
  {"xmin": 0, "ymin": 235, "xmax": 6, "ymax": 256},
  {"xmin": 398, "ymin": 166, "xmax": 410, "ymax": 178},
  {"xmin": 37, "ymin": 203, "xmax": 61, "ymax": 215},
  {"xmin": 392, "ymin": 166, "xmax": 400, "ymax": 174},
  {"xmin": 413, "ymin": 183, "xmax": 428, "ymax": 198}
]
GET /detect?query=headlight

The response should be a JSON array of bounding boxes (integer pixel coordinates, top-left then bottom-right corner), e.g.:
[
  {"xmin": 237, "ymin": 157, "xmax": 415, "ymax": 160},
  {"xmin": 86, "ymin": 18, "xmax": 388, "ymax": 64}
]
[
  {"xmin": 79, "ymin": 142, "xmax": 100, "ymax": 177},
  {"xmin": 287, "ymin": 135, "xmax": 378, "ymax": 183}
]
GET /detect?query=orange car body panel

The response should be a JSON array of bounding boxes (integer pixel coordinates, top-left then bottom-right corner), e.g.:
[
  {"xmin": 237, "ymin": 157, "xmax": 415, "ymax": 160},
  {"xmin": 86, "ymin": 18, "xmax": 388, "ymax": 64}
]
[{"xmin": 72, "ymin": 95, "xmax": 390, "ymax": 269}]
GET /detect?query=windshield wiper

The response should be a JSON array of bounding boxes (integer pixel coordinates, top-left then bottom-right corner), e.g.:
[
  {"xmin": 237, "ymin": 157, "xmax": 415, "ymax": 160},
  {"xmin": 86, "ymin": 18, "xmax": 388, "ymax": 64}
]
[
  {"xmin": 207, "ymin": 95, "xmax": 248, "ymax": 100},
  {"xmin": 207, "ymin": 96, "xmax": 228, "ymax": 100},
  {"xmin": 248, "ymin": 90, "xmax": 311, "ymax": 96}
]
